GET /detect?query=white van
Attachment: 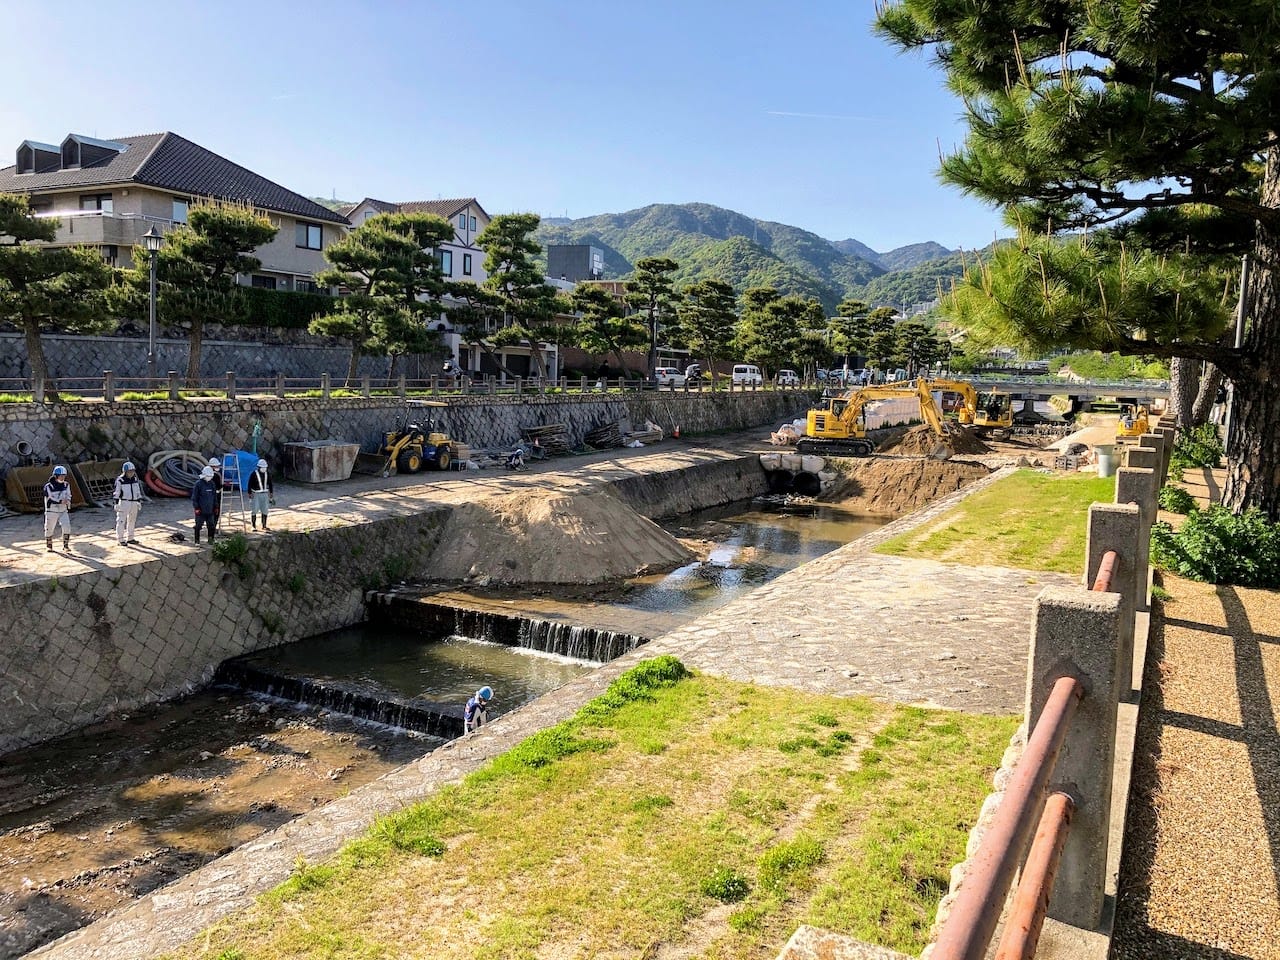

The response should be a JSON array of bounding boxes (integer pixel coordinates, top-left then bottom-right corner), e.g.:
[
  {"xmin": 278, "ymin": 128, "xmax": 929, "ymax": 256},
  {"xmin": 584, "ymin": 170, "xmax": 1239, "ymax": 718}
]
[{"xmin": 731, "ymin": 364, "xmax": 763, "ymax": 386}]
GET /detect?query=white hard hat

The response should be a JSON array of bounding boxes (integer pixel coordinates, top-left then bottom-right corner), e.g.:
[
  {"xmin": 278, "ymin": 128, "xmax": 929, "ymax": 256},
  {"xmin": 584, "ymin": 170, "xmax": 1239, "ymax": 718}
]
[
  {"xmin": 122, "ymin": 461, "xmax": 135, "ymax": 471},
  {"xmin": 208, "ymin": 457, "xmax": 220, "ymax": 467},
  {"xmin": 200, "ymin": 466, "xmax": 214, "ymax": 480},
  {"xmin": 257, "ymin": 458, "xmax": 268, "ymax": 469}
]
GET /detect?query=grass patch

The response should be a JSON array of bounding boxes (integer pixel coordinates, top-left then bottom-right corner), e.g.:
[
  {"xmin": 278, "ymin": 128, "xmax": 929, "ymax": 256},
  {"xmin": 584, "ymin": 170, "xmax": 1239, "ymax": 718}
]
[
  {"xmin": 875, "ymin": 469, "xmax": 1113, "ymax": 573},
  {"xmin": 168, "ymin": 657, "xmax": 1013, "ymax": 960}
]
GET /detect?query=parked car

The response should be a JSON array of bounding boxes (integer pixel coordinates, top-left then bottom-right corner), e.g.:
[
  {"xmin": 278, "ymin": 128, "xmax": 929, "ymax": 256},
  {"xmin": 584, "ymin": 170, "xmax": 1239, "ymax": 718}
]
[
  {"xmin": 654, "ymin": 366, "xmax": 686, "ymax": 387},
  {"xmin": 731, "ymin": 363, "xmax": 764, "ymax": 386},
  {"xmin": 775, "ymin": 369, "xmax": 801, "ymax": 387}
]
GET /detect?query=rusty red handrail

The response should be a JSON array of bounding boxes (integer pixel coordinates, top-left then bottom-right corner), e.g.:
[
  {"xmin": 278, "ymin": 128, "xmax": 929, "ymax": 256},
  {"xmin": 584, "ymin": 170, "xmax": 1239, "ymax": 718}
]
[
  {"xmin": 993, "ymin": 791, "xmax": 1076, "ymax": 960},
  {"xmin": 930, "ymin": 675, "xmax": 1084, "ymax": 960},
  {"xmin": 1091, "ymin": 550, "xmax": 1118, "ymax": 592}
]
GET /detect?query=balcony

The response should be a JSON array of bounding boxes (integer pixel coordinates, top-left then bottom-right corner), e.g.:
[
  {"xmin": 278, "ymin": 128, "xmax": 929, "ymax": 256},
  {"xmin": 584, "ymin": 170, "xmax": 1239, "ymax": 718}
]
[{"xmin": 34, "ymin": 210, "xmax": 179, "ymax": 249}]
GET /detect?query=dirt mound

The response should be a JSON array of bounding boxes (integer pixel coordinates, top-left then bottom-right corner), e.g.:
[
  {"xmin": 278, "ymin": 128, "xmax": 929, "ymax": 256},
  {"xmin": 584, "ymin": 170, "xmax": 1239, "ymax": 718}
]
[
  {"xmin": 820, "ymin": 458, "xmax": 991, "ymax": 516},
  {"xmin": 878, "ymin": 424, "xmax": 991, "ymax": 457},
  {"xmin": 426, "ymin": 488, "xmax": 694, "ymax": 585}
]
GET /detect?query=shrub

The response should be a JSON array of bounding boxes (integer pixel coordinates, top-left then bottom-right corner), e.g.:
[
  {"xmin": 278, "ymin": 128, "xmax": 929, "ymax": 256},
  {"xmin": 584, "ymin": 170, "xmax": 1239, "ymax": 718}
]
[
  {"xmin": 212, "ymin": 532, "xmax": 249, "ymax": 565},
  {"xmin": 1151, "ymin": 505, "xmax": 1280, "ymax": 587},
  {"xmin": 758, "ymin": 835, "xmax": 825, "ymax": 892},
  {"xmin": 236, "ymin": 285, "xmax": 336, "ymax": 330},
  {"xmin": 1158, "ymin": 485, "xmax": 1198, "ymax": 515},
  {"xmin": 1171, "ymin": 423, "xmax": 1223, "ymax": 472},
  {"xmin": 701, "ymin": 866, "xmax": 751, "ymax": 903}
]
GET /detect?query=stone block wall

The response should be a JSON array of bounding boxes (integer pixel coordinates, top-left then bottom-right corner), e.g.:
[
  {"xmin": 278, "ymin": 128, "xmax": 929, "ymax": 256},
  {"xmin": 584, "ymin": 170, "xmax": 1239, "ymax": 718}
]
[
  {"xmin": 0, "ymin": 390, "xmax": 815, "ymax": 474},
  {"xmin": 0, "ymin": 507, "xmax": 449, "ymax": 754}
]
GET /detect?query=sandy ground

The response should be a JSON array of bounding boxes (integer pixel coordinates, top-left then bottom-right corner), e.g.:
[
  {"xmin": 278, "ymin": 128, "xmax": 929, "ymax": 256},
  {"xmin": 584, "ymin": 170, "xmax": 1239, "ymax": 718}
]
[{"xmin": 820, "ymin": 457, "xmax": 993, "ymax": 516}]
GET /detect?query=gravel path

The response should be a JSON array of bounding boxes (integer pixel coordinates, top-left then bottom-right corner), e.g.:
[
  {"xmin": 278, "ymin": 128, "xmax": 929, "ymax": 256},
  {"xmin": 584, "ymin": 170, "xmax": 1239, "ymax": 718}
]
[{"xmin": 1111, "ymin": 573, "xmax": 1280, "ymax": 960}]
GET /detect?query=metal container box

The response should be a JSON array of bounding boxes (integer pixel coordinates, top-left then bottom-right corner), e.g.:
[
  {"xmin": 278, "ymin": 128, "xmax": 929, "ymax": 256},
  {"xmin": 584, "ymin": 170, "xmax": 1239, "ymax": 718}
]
[{"xmin": 282, "ymin": 441, "xmax": 360, "ymax": 483}]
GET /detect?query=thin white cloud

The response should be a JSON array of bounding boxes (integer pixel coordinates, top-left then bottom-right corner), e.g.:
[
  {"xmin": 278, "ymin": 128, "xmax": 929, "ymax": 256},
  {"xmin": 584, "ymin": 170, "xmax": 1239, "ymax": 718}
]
[
  {"xmin": 766, "ymin": 110, "xmax": 879, "ymax": 122},
  {"xmin": 270, "ymin": 93, "xmax": 298, "ymax": 102}
]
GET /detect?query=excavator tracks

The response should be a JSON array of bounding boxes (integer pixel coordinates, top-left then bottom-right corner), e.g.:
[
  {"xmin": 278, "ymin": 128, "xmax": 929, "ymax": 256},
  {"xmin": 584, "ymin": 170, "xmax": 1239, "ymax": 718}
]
[{"xmin": 795, "ymin": 438, "xmax": 876, "ymax": 458}]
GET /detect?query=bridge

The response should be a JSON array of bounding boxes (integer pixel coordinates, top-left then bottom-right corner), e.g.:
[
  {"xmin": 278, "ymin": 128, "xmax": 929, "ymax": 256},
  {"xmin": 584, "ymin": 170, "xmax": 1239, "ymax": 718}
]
[{"xmin": 971, "ymin": 377, "xmax": 1170, "ymax": 404}]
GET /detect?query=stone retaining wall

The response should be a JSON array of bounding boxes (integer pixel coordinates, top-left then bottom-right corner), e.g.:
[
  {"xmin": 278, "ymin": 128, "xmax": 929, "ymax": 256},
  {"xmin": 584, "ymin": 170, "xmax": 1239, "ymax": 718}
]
[{"xmin": 0, "ymin": 390, "xmax": 814, "ymax": 474}]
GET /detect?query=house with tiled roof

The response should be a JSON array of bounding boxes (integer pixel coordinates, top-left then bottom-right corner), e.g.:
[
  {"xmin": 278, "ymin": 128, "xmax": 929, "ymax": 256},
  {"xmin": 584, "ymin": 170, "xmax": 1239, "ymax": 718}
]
[{"xmin": 0, "ymin": 131, "xmax": 350, "ymax": 291}]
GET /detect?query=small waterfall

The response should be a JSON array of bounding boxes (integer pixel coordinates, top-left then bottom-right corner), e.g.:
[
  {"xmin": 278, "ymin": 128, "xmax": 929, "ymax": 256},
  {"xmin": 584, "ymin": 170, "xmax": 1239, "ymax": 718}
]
[
  {"xmin": 213, "ymin": 659, "xmax": 463, "ymax": 738},
  {"xmin": 369, "ymin": 594, "xmax": 647, "ymax": 663}
]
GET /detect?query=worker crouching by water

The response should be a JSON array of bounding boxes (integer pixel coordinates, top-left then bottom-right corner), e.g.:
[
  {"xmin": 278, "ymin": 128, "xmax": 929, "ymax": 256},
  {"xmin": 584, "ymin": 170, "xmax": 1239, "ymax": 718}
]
[
  {"xmin": 248, "ymin": 458, "xmax": 275, "ymax": 531},
  {"xmin": 191, "ymin": 466, "xmax": 221, "ymax": 544},
  {"xmin": 113, "ymin": 461, "xmax": 149, "ymax": 546},
  {"xmin": 465, "ymin": 686, "xmax": 494, "ymax": 733},
  {"xmin": 43, "ymin": 465, "xmax": 72, "ymax": 552}
]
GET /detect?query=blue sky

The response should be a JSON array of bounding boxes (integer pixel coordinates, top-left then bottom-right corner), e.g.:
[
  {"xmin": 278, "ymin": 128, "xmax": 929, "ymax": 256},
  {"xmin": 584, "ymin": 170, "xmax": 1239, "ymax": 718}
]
[{"xmin": 4, "ymin": 1, "xmax": 1006, "ymax": 253}]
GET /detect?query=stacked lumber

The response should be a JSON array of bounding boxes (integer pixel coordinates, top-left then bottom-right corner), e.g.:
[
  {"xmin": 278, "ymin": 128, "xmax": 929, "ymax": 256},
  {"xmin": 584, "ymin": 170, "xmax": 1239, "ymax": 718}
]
[
  {"xmin": 521, "ymin": 423, "xmax": 570, "ymax": 455},
  {"xmin": 624, "ymin": 427, "xmax": 663, "ymax": 444},
  {"xmin": 584, "ymin": 421, "xmax": 625, "ymax": 448}
]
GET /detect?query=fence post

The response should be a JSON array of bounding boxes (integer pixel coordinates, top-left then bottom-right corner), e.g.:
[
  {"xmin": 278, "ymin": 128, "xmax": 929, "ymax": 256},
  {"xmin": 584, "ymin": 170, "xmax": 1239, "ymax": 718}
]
[
  {"xmin": 103, "ymin": 370, "xmax": 115, "ymax": 403},
  {"xmin": 1026, "ymin": 585, "xmax": 1124, "ymax": 929},
  {"xmin": 169, "ymin": 371, "xmax": 181, "ymax": 400},
  {"xmin": 1156, "ymin": 425, "xmax": 1176, "ymax": 482},
  {"xmin": 429, "ymin": 375, "xmax": 438, "ymax": 396},
  {"xmin": 33, "ymin": 378, "xmax": 45, "ymax": 404},
  {"xmin": 515, "ymin": 376, "xmax": 523, "ymax": 396},
  {"xmin": 1114, "ymin": 466, "xmax": 1156, "ymax": 612},
  {"xmin": 1085, "ymin": 502, "xmax": 1142, "ymax": 688},
  {"xmin": 321, "ymin": 372, "xmax": 331, "ymax": 399},
  {"xmin": 580, "ymin": 376, "xmax": 588, "ymax": 394},
  {"xmin": 559, "ymin": 376, "xmax": 567, "ymax": 392},
  {"xmin": 397, "ymin": 373, "xmax": 406, "ymax": 399},
  {"xmin": 1138, "ymin": 432, "xmax": 1167, "ymax": 485},
  {"xmin": 540, "ymin": 377, "xmax": 548, "ymax": 396},
  {"xmin": 225, "ymin": 371, "xmax": 236, "ymax": 400}
]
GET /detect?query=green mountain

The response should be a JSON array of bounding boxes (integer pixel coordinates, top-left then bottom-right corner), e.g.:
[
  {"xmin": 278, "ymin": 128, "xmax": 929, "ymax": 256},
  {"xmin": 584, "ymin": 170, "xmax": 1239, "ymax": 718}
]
[
  {"xmin": 857, "ymin": 246, "xmax": 1001, "ymax": 307},
  {"xmin": 879, "ymin": 241, "xmax": 954, "ymax": 271},
  {"xmin": 309, "ymin": 196, "xmax": 355, "ymax": 213},
  {"xmin": 534, "ymin": 202, "xmax": 885, "ymax": 312}
]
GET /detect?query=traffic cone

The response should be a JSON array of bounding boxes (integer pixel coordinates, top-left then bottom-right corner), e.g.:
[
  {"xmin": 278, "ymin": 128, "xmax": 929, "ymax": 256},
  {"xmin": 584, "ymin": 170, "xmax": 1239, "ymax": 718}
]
[{"xmin": 673, "ymin": 424, "xmax": 681, "ymax": 439}]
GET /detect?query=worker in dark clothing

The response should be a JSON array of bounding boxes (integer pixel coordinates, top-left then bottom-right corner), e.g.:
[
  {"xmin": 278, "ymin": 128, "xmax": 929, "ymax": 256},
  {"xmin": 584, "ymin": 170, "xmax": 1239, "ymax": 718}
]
[{"xmin": 191, "ymin": 466, "xmax": 221, "ymax": 544}]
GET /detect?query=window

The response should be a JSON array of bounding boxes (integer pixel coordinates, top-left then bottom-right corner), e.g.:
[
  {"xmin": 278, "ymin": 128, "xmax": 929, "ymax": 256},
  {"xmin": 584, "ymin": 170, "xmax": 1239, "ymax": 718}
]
[
  {"xmin": 295, "ymin": 279, "xmax": 320, "ymax": 294},
  {"xmin": 469, "ymin": 216, "xmax": 477, "ymax": 232},
  {"xmin": 79, "ymin": 193, "xmax": 112, "ymax": 212},
  {"xmin": 172, "ymin": 198, "xmax": 189, "ymax": 224},
  {"xmin": 295, "ymin": 222, "xmax": 322, "ymax": 249},
  {"xmin": 251, "ymin": 275, "xmax": 277, "ymax": 290},
  {"xmin": 438, "ymin": 249, "xmax": 453, "ymax": 275},
  {"xmin": 463, "ymin": 253, "xmax": 472, "ymax": 276},
  {"xmin": 458, "ymin": 213, "xmax": 467, "ymax": 230},
  {"xmin": 101, "ymin": 245, "xmax": 118, "ymax": 266},
  {"xmin": 29, "ymin": 201, "xmax": 53, "ymax": 216}
]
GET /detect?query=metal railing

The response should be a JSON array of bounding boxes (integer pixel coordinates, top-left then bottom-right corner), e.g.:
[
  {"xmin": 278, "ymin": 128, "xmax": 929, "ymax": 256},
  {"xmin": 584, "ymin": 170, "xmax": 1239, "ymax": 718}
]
[{"xmin": 0, "ymin": 371, "xmax": 820, "ymax": 404}]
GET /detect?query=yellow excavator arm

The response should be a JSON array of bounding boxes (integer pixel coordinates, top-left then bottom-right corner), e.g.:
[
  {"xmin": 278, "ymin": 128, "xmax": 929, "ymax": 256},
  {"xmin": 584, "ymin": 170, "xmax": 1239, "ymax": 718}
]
[{"xmin": 800, "ymin": 379, "xmax": 945, "ymax": 456}]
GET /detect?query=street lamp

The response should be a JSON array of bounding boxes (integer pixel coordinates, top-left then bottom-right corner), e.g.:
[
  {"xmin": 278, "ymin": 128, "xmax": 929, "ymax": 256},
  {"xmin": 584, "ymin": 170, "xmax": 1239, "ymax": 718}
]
[{"xmin": 142, "ymin": 225, "xmax": 164, "ymax": 382}]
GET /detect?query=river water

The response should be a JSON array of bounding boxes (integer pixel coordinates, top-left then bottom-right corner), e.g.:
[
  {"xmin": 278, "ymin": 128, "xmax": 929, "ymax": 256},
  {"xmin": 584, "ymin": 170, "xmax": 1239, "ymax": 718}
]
[{"xmin": 0, "ymin": 499, "xmax": 887, "ymax": 957}]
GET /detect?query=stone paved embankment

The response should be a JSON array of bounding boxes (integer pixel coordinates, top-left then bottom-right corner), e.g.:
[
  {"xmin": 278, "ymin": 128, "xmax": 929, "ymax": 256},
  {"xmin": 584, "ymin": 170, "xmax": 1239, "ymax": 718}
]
[{"xmin": 27, "ymin": 464, "xmax": 1065, "ymax": 960}]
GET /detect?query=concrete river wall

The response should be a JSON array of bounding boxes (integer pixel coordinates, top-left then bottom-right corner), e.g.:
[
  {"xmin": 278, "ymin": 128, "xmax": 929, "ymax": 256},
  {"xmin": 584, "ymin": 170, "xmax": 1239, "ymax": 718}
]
[{"xmin": 0, "ymin": 439, "xmax": 774, "ymax": 753}]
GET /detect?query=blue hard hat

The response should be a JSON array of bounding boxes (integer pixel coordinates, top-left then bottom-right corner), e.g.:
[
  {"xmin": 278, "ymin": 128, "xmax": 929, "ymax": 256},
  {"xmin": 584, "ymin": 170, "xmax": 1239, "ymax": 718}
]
[
  {"xmin": 122, "ymin": 461, "xmax": 135, "ymax": 472},
  {"xmin": 477, "ymin": 686, "xmax": 494, "ymax": 702},
  {"xmin": 52, "ymin": 465, "xmax": 67, "ymax": 476}
]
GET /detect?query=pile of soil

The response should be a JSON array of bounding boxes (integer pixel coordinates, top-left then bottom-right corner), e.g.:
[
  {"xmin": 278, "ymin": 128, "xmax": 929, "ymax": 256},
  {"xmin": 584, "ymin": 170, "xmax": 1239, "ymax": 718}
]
[
  {"xmin": 426, "ymin": 488, "xmax": 694, "ymax": 585},
  {"xmin": 820, "ymin": 458, "xmax": 991, "ymax": 516},
  {"xmin": 878, "ymin": 424, "xmax": 991, "ymax": 457}
]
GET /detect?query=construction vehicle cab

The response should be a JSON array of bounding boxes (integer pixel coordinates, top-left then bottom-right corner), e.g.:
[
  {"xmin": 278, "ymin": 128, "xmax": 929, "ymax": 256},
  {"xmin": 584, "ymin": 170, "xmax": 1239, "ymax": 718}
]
[
  {"xmin": 797, "ymin": 379, "xmax": 945, "ymax": 457},
  {"xmin": 354, "ymin": 400, "xmax": 458, "ymax": 477},
  {"xmin": 1116, "ymin": 404, "xmax": 1150, "ymax": 441},
  {"xmin": 927, "ymin": 378, "xmax": 1014, "ymax": 436}
]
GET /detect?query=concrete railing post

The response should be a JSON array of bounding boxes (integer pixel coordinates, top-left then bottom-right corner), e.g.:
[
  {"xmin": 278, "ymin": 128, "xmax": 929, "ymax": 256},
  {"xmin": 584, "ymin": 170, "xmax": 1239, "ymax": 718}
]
[
  {"xmin": 361, "ymin": 375, "xmax": 372, "ymax": 398},
  {"xmin": 579, "ymin": 376, "xmax": 588, "ymax": 394},
  {"xmin": 397, "ymin": 373, "xmax": 406, "ymax": 399},
  {"xmin": 1085, "ymin": 502, "xmax": 1142, "ymax": 686},
  {"xmin": 1115, "ymin": 466, "xmax": 1156, "ymax": 612},
  {"xmin": 168, "ymin": 371, "xmax": 181, "ymax": 401},
  {"xmin": 429, "ymin": 375, "xmax": 438, "ymax": 396},
  {"xmin": 225, "ymin": 371, "xmax": 236, "ymax": 400},
  {"xmin": 1156, "ymin": 425, "xmax": 1176, "ymax": 482},
  {"xmin": 1026, "ymin": 585, "xmax": 1124, "ymax": 929},
  {"xmin": 103, "ymin": 370, "xmax": 115, "ymax": 403},
  {"xmin": 515, "ymin": 376, "xmax": 523, "ymax": 396},
  {"xmin": 1139, "ymin": 432, "xmax": 1166, "ymax": 485},
  {"xmin": 559, "ymin": 376, "xmax": 567, "ymax": 392},
  {"xmin": 320, "ymin": 372, "xmax": 331, "ymax": 399},
  {"xmin": 275, "ymin": 372, "xmax": 286, "ymax": 398}
]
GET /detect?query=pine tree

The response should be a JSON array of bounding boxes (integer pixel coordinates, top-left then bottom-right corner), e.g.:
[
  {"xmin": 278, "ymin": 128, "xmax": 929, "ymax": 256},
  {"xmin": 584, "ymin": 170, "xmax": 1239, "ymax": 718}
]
[
  {"xmin": 570, "ymin": 285, "xmax": 647, "ymax": 374},
  {"xmin": 672, "ymin": 279, "xmax": 738, "ymax": 382},
  {"xmin": 623, "ymin": 256, "xmax": 681, "ymax": 376},
  {"xmin": 477, "ymin": 213, "xmax": 565, "ymax": 378},
  {"xmin": 877, "ymin": 0, "xmax": 1280, "ymax": 516}
]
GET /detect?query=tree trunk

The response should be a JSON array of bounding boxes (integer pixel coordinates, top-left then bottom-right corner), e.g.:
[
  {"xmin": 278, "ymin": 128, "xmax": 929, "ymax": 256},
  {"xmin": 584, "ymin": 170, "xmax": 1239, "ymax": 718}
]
[
  {"xmin": 1167, "ymin": 356, "xmax": 1199, "ymax": 428},
  {"xmin": 186, "ymin": 318, "xmax": 204, "ymax": 387},
  {"xmin": 1190, "ymin": 363, "xmax": 1224, "ymax": 427},
  {"xmin": 1222, "ymin": 144, "xmax": 1280, "ymax": 519},
  {"xmin": 388, "ymin": 353, "xmax": 400, "ymax": 381},
  {"xmin": 345, "ymin": 345, "xmax": 360, "ymax": 387},
  {"xmin": 611, "ymin": 347, "xmax": 629, "ymax": 377},
  {"xmin": 646, "ymin": 311, "xmax": 658, "ymax": 377},
  {"xmin": 525, "ymin": 338, "xmax": 548, "ymax": 379},
  {"xmin": 22, "ymin": 317, "xmax": 57, "ymax": 401}
]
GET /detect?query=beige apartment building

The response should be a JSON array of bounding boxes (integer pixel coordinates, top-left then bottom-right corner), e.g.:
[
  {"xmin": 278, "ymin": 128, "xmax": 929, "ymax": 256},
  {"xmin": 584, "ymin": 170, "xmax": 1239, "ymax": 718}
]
[{"xmin": 0, "ymin": 132, "xmax": 349, "ymax": 290}]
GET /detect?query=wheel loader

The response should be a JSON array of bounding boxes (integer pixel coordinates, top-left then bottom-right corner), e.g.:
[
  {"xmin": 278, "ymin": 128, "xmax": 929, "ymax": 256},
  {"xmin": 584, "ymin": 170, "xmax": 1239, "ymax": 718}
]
[{"xmin": 353, "ymin": 400, "xmax": 459, "ymax": 477}]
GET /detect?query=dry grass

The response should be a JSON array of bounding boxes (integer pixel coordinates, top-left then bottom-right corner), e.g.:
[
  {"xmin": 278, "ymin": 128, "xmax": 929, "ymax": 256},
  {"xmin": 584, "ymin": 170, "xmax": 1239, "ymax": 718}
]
[{"xmin": 169, "ymin": 662, "xmax": 1015, "ymax": 960}]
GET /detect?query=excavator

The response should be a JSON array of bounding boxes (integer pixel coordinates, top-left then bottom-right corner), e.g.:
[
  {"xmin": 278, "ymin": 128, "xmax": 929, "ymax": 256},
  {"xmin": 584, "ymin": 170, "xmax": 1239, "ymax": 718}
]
[
  {"xmin": 1115, "ymin": 403, "xmax": 1151, "ymax": 442},
  {"xmin": 796, "ymin": 378, "xmax": 946, "ymax": 457},
  {"xmin": 926, "ymin": 378, "xmax": 1014, "ymax": 437}
]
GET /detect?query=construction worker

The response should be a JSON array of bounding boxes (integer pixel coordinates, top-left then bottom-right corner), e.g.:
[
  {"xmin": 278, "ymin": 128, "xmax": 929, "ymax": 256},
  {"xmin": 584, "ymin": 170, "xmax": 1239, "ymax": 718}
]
[
  {"xmin": 247, "ymin": 458, "xmax": 275, "ymax": 531},
  {"xmin": 43, "ymin": 465, "xmax": 73, "ymax": 552},
  {"xmin": 464, "ymin": 686, "xmax": 494, "ymax": 733},
  {"xmin": 191, "ymin": 466, "xmax": 220, "ymax": 544},
  {"xmin": 113, "ymin": 461, "xmax": 149, "ymax": 546}
]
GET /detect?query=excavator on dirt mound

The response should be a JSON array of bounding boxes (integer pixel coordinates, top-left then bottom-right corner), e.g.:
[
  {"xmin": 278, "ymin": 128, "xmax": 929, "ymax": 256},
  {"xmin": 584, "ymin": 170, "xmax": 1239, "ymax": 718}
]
[
  {"xmin": 796, "ymin": 378, "xmax": 948, "ymax": 457},
  {"xmin": 925, "ymin": 378, "xmax": 1014, "ymax": 438}
]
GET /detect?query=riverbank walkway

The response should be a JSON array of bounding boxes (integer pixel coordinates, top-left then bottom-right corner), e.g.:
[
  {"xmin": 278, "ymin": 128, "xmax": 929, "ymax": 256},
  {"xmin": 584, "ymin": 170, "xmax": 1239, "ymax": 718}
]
[{"xmin": 1111, "ymin": 468, "xmax": 1280, "ymax": 960}]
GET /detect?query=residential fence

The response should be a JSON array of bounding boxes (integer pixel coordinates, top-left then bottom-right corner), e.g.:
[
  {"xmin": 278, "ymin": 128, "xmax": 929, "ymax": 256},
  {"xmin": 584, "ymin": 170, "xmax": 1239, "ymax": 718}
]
[
  {"xmin": 926, "ymin": 422, "xmax": 1173, "ymax": 960},
  {"xmin": 0, "ymin": 372, "xmax": 815, "ymax": 404}
]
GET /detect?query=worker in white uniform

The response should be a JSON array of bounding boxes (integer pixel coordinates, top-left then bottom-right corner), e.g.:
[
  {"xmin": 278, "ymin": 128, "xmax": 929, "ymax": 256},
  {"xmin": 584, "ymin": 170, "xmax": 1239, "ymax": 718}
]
[
  {"xmin": 43, "ymin": 465, "xmax": 73, "ymax": 552},
  {"xmin": 113, "ymin": 461, "xmax": 149, "ymax": 545}
]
